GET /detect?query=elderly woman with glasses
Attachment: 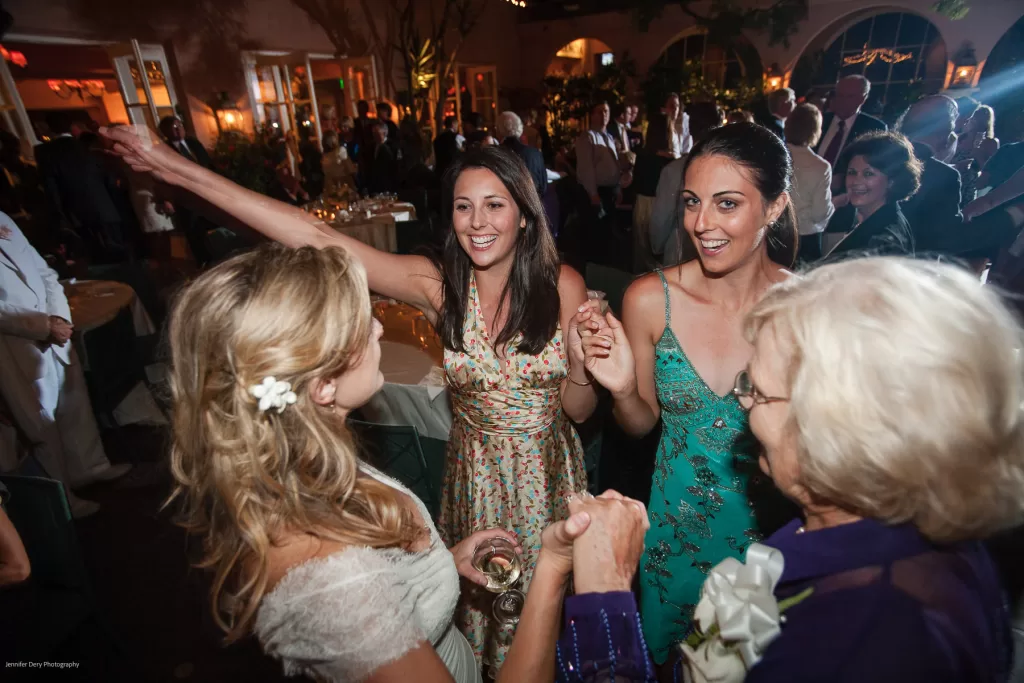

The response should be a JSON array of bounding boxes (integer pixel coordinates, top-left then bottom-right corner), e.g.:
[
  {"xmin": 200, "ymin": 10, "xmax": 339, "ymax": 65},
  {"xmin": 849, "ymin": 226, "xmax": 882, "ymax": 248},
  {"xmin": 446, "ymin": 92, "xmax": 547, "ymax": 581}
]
[{"xmin": 567, "ymin": 257, "xmax": 1020, "ymax": 682}]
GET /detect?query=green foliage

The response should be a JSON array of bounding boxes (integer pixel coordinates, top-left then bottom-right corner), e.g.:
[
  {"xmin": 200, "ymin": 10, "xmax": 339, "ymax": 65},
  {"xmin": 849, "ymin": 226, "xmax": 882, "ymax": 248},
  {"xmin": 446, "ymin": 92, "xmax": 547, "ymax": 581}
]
[
  {"xmin": 932, "ymin": 0, "xmax": 971, "ymax": 20},
  {"xmin": 640, "ymin": 60, "xmax": 761, "ymax": 116},
  {"xmin": 408, "ymin": 39, "xmax": 437, "ymax": 91},
  {"xmin": 542, "ymin": 57, "xmax": 637, "ymax": 152},
  {"xmin": 211, "ymin": 127, "xmax": 279, "ymax": 195},
  {"xmin": 632, "ymin": 0, "xmax": 809, "ymax": 48}
]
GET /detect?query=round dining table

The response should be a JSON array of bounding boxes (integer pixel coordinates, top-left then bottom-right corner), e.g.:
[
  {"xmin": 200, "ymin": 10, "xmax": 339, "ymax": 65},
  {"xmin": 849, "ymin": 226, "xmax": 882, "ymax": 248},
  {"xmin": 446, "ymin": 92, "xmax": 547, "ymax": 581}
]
[
  {"xmin": 360, "ymin": 299, "xmax": 453, "ymax": 441},
  {"xmin": 65, "ymin": 280, "xmax": 137, "ymax": 333}
]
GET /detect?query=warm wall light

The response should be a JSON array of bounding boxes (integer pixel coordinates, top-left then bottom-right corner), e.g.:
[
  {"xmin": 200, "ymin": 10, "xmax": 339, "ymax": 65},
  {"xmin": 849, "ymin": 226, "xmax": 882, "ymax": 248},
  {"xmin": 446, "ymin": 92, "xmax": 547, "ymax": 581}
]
[
  {"xmin": 950, "ymin": 64, "xmax": 977, "ymax": 87},
  {"xmin": 47, "ymin": 79, "xmax": 105, "ymax": 99},
  {"xmin": 213, "ymin": 91, "xmax": 244, "ymax": 134},
  {"xmin": 0, "ymin": 45, "xmax": 26, "ymax": 68},
  {"xmin": 949, "ymin": 45, "xmax": 978, "ymax": 88},
  {"xmin": 763, "ymin": 63, "xmax": 784, "ymax": 92}
]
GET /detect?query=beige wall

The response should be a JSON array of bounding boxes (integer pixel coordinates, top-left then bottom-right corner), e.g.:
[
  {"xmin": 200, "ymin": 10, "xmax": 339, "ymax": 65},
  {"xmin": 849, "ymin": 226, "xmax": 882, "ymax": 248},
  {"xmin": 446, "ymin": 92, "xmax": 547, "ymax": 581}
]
[
  {"xmin": 4, "ymin": 0, "xmax": 1020, "ymax": 140},
  {"xmin": 512, "ymin": 0, "xmax": 1024, "ymax": 92}
]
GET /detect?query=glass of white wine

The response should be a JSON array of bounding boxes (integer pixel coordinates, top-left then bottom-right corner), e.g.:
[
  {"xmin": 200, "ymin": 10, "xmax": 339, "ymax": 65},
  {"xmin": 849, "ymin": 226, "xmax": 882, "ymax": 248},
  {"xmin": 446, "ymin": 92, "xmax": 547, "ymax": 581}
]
[{"xmin": 471, "ymin": 537, "xmax": 525, "ymax": 624}]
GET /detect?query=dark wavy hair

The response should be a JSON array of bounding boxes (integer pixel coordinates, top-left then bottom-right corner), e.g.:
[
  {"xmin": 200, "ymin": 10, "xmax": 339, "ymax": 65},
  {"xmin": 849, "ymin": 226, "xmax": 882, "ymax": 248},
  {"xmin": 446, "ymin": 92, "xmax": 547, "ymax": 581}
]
[
  {"xmin": 835, "ymin": 131, "xmax": 923, "ymax": 202},
  {"xmin": 683, "ymin": 122, "xmax": 799, "ymax": 267},
  {"xmin": 435, "ymin": 146, "xmax": 561, "ymax": 355}
]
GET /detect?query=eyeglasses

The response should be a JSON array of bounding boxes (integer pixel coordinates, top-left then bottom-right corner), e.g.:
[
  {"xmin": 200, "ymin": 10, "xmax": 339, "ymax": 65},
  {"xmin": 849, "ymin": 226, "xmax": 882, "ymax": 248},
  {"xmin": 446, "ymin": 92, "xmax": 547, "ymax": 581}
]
[{"xmin": 732, "ymin": 369, "xmax": 789, "ymax": 410}]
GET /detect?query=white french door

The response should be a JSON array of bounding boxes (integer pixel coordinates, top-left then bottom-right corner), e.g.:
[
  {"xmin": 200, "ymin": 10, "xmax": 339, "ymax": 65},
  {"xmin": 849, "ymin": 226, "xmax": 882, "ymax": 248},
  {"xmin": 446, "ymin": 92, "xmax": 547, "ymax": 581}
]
[
  {"xmin": 0, "ymin": 55, "xmax": 36, "ymax": 150},
  {"xmin": 107, "ymin": 41, "xmax": 180, "ymax": 129},
  {"xmin": 242, "ymin": 51, "xmax": 323, "ymax": 145},
  {"xmin": 465, "ymin": 65, "xmax": 498, "ymax": 130},
  {"xmin": 337, "ymin": 55, "xmax": 381, "ymax": 118}
]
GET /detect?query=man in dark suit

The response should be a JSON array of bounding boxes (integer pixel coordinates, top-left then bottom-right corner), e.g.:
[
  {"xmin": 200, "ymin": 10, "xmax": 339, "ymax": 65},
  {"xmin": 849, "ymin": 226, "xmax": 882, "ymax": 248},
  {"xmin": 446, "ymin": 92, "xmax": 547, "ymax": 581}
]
[
  {"xmin": 34, "ymin": 111, "xmax": 128, "ymax": 263},
  {"xmin": 815, "ymin": 75, "xmax": 887, "ymax": 170},
  {"xmin": 367, "ymin": 120, "xmax": 398, "ymax": 195},
  {"xmin": 896, "ymin": 95, "xmax": 964, "ymax": 255},
  {"xmin": 158, "ymin": 115, "xmax": 215, "ymax": 266},
  {"xmin": 496, "ymin": 111, "xmax": 547, "ymax": 199},
  {"xmin": 606, "ymin": 103, "xmax": 633, "ymax": 153},
  {"xmin": 375, "ymin": 102, "xmax": 401, "ymax": 157},
  {"xmin": 755, "ymin": 88, "xmax": 795, "ymax": 140},
  {"xmin": 433, "ymin": 115, "xmax": 461, "ymax": 181}
]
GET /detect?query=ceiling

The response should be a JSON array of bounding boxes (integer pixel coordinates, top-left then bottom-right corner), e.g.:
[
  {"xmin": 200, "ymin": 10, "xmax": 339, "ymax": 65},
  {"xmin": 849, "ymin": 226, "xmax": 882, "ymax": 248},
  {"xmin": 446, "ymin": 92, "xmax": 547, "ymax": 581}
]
[{"xmin": 3, "ymin": 41, "xmax": 115, "ymax": 81}]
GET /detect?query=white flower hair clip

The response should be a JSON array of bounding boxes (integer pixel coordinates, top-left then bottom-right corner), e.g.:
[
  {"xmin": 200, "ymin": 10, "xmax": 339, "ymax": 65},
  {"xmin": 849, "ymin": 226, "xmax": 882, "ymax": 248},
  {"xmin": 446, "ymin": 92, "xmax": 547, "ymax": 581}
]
[{"xmin": 249, "ymin": 377, "xmax": 297, "ymax": 414}]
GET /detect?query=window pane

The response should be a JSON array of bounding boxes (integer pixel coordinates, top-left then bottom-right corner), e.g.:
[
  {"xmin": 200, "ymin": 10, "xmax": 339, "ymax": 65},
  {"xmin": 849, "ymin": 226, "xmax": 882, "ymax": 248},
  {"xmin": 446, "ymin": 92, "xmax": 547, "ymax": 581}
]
[
  {"xmin": 257, "ymin": 66, "xmax": 277, "ymax": 103},
  {"xmin": 865, "ymin": 59, "xmax": 890, "ymax": 83},
  {"xmin": 686, "ymin": 35, "xmax": 706, "ymax": 60},
  {"xmin": 843, "ymin": 18, "xmax": 872, "ymax": 51},
  {"xmin": 890, "ymin": 57, "xmax": 916, "ymax": 82},
  {"xmin": 897, "ymin": 14, "xmax": 928, "ymax": 47},
  {"xmin": 872, "ymin": 13, "xmax": 900, "ymax": 46}
]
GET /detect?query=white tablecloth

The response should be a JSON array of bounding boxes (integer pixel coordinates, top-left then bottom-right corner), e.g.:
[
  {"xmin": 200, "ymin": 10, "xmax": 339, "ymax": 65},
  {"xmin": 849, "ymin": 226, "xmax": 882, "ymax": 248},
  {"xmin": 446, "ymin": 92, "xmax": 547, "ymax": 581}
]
[
  {"xmin": 334, "ymin": 218, "xmax": 397, "ymax": 253},
  {"xmin": 361, "ymin": 341, "xmax": 453, "ymax": 441}
]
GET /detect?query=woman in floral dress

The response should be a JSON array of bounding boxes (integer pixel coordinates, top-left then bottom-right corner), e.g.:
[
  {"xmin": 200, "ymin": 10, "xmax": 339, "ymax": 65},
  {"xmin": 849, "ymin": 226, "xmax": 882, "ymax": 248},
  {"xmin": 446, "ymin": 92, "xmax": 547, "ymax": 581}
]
[
  {"xmin": 100, "ymin": 129, "xmax": 599, "ymax": 675},
  {"xmin": 577, "ymin": 124, "xmax": 799, "ymax": 672}
]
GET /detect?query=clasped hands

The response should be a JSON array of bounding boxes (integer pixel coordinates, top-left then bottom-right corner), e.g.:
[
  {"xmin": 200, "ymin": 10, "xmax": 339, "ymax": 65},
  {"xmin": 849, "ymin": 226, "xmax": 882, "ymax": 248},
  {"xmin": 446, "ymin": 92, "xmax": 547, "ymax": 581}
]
[
  {"xmin": 450, "ymin": 490, "xmax": 649, "ymax": 594},
  {"xmin": 569, "ymin": 302, "xmax": 637, "ymax": 399}
]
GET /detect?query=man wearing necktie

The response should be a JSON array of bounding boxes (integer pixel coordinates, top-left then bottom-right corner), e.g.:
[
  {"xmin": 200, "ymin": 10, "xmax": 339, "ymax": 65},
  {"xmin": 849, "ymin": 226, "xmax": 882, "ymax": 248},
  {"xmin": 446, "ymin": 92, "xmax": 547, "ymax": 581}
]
[
  {"xmin": 158, "ymin": 116, "xmax": 215, "ymax": 266},
  {"xmin": 815, "ymin": 76, "xmax": 887, "ymax": 179}
]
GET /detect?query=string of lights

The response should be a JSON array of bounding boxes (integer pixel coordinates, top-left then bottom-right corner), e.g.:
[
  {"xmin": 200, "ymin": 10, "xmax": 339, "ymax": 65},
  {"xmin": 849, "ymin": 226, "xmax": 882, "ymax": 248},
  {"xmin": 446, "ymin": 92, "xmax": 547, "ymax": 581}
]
[{"xmin": 842, "ymin": 46, "xmax": 913, "ymax": 66}]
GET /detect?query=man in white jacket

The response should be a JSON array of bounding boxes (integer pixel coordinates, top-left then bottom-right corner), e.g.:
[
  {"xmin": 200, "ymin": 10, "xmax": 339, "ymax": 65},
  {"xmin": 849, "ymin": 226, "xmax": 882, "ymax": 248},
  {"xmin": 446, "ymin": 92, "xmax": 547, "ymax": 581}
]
[{"xmin": 0, "ymin": 213, "xmax": 129, "ymax": 517}]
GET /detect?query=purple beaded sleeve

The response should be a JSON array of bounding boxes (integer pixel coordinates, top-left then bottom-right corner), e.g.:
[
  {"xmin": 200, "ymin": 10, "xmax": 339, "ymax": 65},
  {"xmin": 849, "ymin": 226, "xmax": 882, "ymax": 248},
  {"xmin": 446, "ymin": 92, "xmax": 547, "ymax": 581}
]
[{"xmin": 554, "ymin": 592, "xmax": 656, "ymax": 682}]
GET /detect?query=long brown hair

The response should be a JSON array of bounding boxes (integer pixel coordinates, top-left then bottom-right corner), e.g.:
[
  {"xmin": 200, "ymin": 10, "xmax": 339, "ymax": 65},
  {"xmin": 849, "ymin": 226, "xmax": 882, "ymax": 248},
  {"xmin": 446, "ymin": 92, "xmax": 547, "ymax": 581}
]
[
  {"xmin": 166, "ymin": 244, "xmax": 418, "ymax": 642},
  {"xmin": 436, "ymin": 146, "xmax": 561, "ymax": 355}
]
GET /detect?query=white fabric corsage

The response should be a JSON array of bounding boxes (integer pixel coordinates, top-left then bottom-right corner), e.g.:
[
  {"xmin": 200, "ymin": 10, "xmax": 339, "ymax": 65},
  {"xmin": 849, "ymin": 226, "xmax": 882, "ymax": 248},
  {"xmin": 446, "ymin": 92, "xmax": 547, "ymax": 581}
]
[
  {"xmin": 679, "ymin": 543, "xmax": 812, "ymax": 683},
  {"xmin": 249, "ymin": 377, "xmax": 297, "ymax": 414}
]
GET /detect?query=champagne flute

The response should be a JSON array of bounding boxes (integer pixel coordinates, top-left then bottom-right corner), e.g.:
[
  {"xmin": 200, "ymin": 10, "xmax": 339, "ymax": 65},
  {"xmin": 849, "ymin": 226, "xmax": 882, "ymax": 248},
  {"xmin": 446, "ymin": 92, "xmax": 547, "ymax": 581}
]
[{"xmin": 471, "ymin": 537, "xmax": 525, "ymax": 624}]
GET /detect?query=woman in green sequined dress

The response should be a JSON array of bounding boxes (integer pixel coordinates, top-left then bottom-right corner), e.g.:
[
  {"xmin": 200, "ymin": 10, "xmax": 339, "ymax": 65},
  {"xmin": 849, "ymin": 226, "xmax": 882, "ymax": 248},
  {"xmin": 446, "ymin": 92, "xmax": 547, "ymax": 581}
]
[{"xmin": 578, "ymin": 124, "xmax": 799, "ymax": 670}]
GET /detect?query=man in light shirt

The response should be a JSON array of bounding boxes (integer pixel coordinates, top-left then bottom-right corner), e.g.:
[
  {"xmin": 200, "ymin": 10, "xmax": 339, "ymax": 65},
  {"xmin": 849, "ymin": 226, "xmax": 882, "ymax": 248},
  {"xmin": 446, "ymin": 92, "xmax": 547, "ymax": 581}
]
[
  {"xmin": 814, "ymin": 75, "xmax": 886, "ymax": 172},
  {"xmin": 575, "ymin": 101, "xmax": 621, "ymax": 213}
]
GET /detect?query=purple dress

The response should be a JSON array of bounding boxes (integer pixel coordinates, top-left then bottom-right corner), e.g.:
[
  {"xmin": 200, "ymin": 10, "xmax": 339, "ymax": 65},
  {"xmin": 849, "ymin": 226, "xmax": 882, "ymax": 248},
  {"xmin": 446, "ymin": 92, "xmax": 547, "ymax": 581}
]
[{"xmin": 556, "ymin": 518, "xmax": 1012, "ymax": 682}]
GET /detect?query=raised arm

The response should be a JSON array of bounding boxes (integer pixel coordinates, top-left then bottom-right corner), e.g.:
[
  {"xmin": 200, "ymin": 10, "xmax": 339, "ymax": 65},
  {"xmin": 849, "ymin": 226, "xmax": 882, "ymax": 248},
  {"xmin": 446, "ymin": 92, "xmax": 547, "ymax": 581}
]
[{"xmin": 101, "ymin": 126, "xmax": 442, "ymax": 317}]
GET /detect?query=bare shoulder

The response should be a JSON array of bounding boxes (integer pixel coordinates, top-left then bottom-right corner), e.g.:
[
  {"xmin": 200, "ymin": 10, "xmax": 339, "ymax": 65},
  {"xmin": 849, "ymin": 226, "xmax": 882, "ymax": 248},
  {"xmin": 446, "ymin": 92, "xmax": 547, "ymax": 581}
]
[
  {"xmin": 557, "ymin": 264, "xmax": 588, "ymax": 311},
  {"xmin": 623, "ymin": 271, "xmax": 670, "ymax": 316},
  {"xmin": 557, "ymin": 263, "xmax": 586, "ymax": 293}
]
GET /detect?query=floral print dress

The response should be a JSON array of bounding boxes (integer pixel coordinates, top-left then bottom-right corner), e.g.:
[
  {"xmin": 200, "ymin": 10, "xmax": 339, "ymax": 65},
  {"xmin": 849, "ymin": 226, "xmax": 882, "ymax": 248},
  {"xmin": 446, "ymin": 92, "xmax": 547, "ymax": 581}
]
[
  {"xmin": 640, "ymin": 270, "xmax": 768, "ymax": 664},
  {"xmin": 438, "ymin": 273, "xmax": 587, "ymax": 674}
]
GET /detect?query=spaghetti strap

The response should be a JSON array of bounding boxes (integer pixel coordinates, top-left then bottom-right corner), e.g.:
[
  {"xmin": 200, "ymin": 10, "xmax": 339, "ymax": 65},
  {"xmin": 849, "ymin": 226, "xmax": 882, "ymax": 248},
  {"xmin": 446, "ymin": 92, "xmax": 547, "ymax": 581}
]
[{"xmin": 655, "ymin": 268, "xmax": 671, "ymax": 325}]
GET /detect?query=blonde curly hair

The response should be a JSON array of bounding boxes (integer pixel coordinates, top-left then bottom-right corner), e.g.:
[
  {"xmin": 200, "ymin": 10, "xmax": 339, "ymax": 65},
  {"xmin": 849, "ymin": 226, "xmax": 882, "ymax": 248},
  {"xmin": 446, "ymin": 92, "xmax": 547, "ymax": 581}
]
[{"xmin": 166, "ymin": 244, "xmax": 418, "ymax": 641}]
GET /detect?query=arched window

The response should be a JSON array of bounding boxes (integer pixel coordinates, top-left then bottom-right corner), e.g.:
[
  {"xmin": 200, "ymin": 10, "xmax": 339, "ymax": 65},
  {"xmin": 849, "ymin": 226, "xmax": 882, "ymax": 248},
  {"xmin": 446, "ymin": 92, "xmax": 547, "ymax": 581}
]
[
  {"xmin": 660, "ymin": 33, "xmax": 745, "ymax": 88},
  {"xmin": 792, "ymin": 12, "xmax": 947, "ymax": 121}
]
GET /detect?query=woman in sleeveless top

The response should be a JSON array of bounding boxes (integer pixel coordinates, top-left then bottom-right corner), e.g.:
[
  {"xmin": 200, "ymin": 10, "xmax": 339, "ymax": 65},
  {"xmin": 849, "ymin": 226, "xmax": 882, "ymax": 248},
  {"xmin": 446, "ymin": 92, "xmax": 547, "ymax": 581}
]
[
  {"xmin": 164, "ymin": 245, "xmax": 601, "ymax": 682},
  {"xmin": 577, "ymin": 124, "xmax": 799, "ymax": 670},
  {"xmin": 101, "ymin": 129, "xmax": 601, "ymax": 675}
]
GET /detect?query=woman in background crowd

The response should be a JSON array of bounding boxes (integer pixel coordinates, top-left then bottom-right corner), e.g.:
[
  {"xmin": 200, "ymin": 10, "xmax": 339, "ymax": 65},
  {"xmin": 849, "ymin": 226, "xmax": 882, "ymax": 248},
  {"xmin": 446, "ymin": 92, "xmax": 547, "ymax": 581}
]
[
  {"xmin": 823, "ymin": 132, "xmax": 919, "ymax": 259},
  {"xmin": 785, "ymin": 104, "xmax": 834, "ymax": 263}
]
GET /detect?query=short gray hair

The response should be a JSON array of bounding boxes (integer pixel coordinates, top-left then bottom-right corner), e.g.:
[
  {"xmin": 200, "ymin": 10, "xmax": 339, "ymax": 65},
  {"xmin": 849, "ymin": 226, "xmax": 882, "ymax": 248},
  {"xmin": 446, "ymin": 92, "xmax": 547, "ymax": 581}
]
[
  {"xmin": 838, "ymin": 74, "xmax": 871, "ymax": 96},
  {"xmin": 747, "ymin": 257, "xmax": 1024, "ymax": 543},
  {"xmin": 897, "ymin": 94, "xmax": 958, "ymax": 141},
  {"xmin": 767, "ymin": 88, "xmax": 795, "ymax": 112},
  {"xmin": 496, "ymin": 111, "xmax": 524, "ymax": 141}
]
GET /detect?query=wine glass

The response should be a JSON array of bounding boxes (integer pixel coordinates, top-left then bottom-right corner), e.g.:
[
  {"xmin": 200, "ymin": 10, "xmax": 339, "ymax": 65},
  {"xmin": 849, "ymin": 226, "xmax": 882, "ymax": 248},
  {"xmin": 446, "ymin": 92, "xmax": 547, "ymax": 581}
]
[{"xmin": 471, "ymin": 537, "xmax": 525, "ymax": 624}]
